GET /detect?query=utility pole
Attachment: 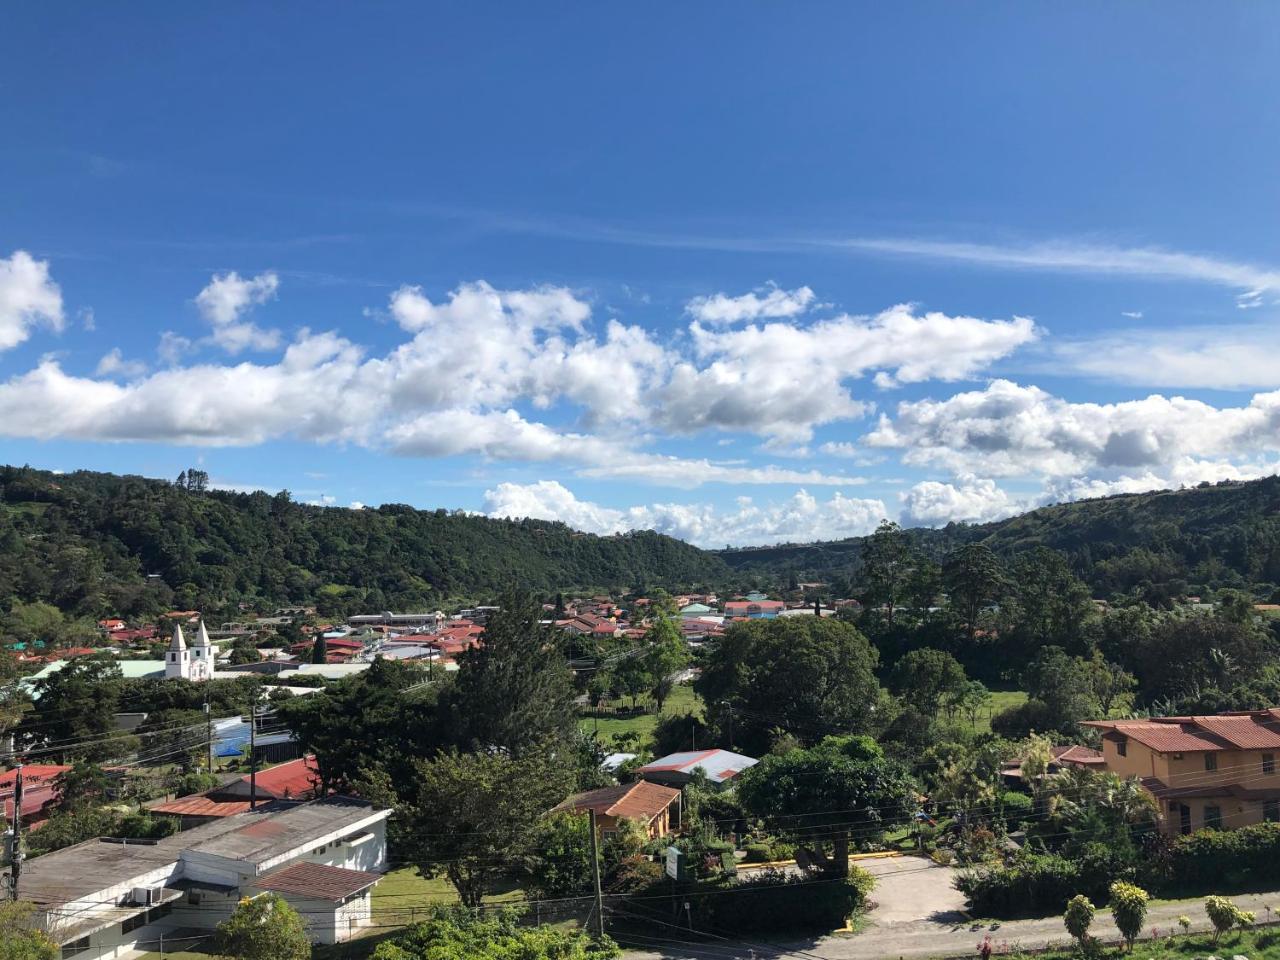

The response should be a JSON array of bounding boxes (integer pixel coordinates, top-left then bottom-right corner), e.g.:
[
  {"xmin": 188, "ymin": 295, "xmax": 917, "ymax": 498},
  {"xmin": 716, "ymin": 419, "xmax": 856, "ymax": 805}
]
[
  {"xmin": 8, "ymin": 764, "xmax": 22, "ymax": 901},
  {"xmin": 248, "ymin": 705, "xmax": 258, "ymax": 811},
  {"xmin": 204, "ymin": 700, "xmax": 213, "ymax": 775},
  {"xmin": 722, "ymin": 701, "xmax": 734, "ymax": 749},
  {"xmin": 587, "ymin": 809, "xmax": 604, "ymax": 939}
]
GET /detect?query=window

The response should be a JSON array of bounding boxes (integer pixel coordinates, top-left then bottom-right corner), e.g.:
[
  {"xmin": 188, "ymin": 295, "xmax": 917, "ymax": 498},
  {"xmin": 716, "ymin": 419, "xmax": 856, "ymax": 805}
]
[
  {"xmin": 61, "ymin": 936, "xmax": 92, "ymax": 958},
  {"xmin": 1115, "ymin": 738, "xmax": 1127, "ymax": 757},
  {"xmin": 1265, "ymin": 800, "xmax": 1280, "ymax": 823},
  {"xmin": 1204, "ymin": 805, "xmax": 1223, "ymax": 830},
  {"xmin": 122, "ymin": 912, "xmax": 145, "ymax": 934},
  {"xmin": 187, "ymin": 891, "xmax": 202, "ymax": 906},
  {"xmin": 1265, "ymin": 754, "xmax": 1275, "ymax": 775},
  {"xmin": 1205, "ymin": 753, "xmax": 1218, "ymax": 771}
]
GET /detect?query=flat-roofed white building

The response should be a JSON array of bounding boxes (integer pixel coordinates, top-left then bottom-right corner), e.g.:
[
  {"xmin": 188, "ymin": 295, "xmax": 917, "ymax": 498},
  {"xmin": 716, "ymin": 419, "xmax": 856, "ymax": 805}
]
[{"xmin": 20, "ymin": 796, "xmax": 390, "ymax": 957}]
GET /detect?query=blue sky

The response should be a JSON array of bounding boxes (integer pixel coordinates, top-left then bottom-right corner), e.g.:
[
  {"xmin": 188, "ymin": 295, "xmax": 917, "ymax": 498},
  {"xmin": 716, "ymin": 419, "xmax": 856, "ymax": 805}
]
[{"xmin": 3, "ymin": 4, "xmax": 1280, "ymax": 546}]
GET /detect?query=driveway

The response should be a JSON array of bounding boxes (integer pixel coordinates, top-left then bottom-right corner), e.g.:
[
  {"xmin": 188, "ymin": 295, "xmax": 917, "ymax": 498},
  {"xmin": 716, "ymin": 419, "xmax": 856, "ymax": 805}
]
[{"xmin": 858, "ymin": 857, "xmax": 966, "ymax": 925}]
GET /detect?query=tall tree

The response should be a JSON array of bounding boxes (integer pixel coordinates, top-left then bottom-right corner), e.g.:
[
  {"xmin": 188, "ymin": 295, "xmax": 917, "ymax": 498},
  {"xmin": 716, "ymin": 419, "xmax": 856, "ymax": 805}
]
[
  {"xmin": 641, "ymin": 615, "xmax": 689, "ymax": 712},
  {"xmin": 20, "ymin": 655, "xmax": 128, "ymax": 762},
  {"xmin": 696, "ymin": 617, "xmax": 882, "ymax": 755},
  {"xmin": 889, "ymin": 648, "xmax": 968, "ymax": 720},
  {"xmin": 1008, "ymin": 546, "xmax": 1094, "ymax": 654},
  {"xmin": 942, "ymin": 543, "xmax": 1004, "ymax": 644},
  {"xmin": 737, "ymin": 736, "xmax": 915, "ymax": 876},
  {"xmin": 859, "ymin": 520, "xmax": 913, "ymax": 625},
  {"xmin": 402, "ymin": 746, "xmax": 574, "ymax": 908},
  {"xmin": 454, "ymin": 591, "xmax": 576, "ymax": 756}
]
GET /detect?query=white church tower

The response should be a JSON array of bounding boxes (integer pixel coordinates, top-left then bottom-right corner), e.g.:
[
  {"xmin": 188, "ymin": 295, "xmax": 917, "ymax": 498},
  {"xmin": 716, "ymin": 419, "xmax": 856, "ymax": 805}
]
[
  {"xmin": 165, "ymin": 620, "xmax": 216, "ymax": 681},
  {"xmin": 165, "ymin": 622, "xmax": 188, "ymax": 679},
  {"xmin": 190, "ymin": 620, "xmax": 216, "ymax": 681}
]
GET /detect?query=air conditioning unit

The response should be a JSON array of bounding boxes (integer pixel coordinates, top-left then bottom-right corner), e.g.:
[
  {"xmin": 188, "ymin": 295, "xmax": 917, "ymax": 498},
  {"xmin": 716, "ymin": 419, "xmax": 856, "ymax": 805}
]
[{"xmin": 131, "ymin": 885, "xmax": 164, "ymax": 907}]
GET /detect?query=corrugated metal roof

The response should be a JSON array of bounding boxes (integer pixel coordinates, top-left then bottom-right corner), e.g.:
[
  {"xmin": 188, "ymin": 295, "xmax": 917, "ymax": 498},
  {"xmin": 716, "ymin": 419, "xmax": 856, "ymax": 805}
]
[
  {"xmin": 255, "ymin": 861, "xmax": 380, "ymax": 902},
  {"xmin": 638, "ymin": 748, "xmax": 759, "ymax": 781}
]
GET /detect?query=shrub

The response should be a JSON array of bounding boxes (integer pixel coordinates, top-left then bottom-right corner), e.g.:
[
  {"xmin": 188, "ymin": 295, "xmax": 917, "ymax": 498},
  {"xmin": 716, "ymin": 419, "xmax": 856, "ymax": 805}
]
[
  {"xmin": 1205, "ymin": 895, "xmax": 1250, "ymax": 944},
  {"xmin": 1108, "ymin": 881, "xmax": 1149, "ymax": 951},
  {"xmin": 743, "ymin": 843, "xmax": 774, "ymax": 863},
  {"xmin": 1001, "ymin": 791, "xmax": 1034, "ymax": 818},
  {"xmin": 1064, "ymin": 894, "xmax": 1095, "ymax": 947}
]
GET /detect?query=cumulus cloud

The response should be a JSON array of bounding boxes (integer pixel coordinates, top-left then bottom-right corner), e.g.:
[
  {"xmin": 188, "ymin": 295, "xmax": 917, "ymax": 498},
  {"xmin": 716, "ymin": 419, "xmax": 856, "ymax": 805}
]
[
  {"xmin": 482, "ymin": 480, "xmax": 886, "ymax": 546},
  {"xmin": 658, "ymin": 304, "xmax": 1037, "ymax": 441},
  {"xmin": 94, "ymin": 348, "xmax": 147, "ymax": 379},
  {"xmin": 0, "ymin": 270, "xmax": 1040, "ymax": 489},
  {"xmin": 685, "ymin": 283, "xmax": 815, "ymax": 325},
  {"xmin": 195, "ymin": 271, "xmax": 281, "ymax": 353},
  {"xmin": 899, "ymin": 475, "xmax": 1023, "ymax": 527},
  {"xmin": 0, "ymin": 250, "xmax": 64, "ymax": 351},
  {"xmin": 866, "ymin": 378, "xmax": 1280, "ymax": 480}
]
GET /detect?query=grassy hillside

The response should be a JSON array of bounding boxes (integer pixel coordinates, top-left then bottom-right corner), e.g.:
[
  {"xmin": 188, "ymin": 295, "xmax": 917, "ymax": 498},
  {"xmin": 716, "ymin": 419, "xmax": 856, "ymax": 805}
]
[{"xmin": 0, "ymin": 465, "xmax": 728, "ymax": 618}]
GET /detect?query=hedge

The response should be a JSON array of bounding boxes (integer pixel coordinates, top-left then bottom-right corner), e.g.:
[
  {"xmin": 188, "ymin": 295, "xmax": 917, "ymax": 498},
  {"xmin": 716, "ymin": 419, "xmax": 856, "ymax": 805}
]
[
  {"xmin": 1164, "ymin": 822, "xmax": 1280, "ymax": 892},
  {"xmin": 955, "ymin": 848, "xmax": 1134, "ymax": 918},
  {"xmin": 957, "ymin": 824, "xmax": 1280, "ymax": 918},
  {"xmin": 619, "ymin": 868, "xmax": 874, "ymax": 936}
]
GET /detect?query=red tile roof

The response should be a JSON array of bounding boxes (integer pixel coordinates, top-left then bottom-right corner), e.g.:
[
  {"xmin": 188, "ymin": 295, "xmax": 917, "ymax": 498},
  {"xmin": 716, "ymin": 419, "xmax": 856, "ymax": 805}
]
[
  {"xmin": 1086, "ymin": 720, "xmax": 1230, "ymax": 752},
  {"xmin": 1190, "ymin": 714, "xmax": 1280, "ymax": 750},
  {"xmin": 256, "ymin": 861, "xmax": 381, "ymax": 902},
  {"xmin": 553, "ymin": 780, "xmax": 680, "ymax": 823}
]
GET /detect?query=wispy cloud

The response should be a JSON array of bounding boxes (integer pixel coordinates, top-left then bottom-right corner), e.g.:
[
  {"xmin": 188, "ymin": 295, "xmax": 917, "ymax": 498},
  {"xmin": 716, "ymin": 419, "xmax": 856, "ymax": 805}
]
[{"xmin": 829, "ymin": 237, "xmax": 1280, "ymax": 307}]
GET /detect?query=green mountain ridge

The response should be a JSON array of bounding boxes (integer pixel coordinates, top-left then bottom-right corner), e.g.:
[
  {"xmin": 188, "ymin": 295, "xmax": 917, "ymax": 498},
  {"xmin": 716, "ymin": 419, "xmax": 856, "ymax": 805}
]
[
  {"xmin": 4, "ymin": 465, "xmax": 1280, "ymax": 619},
  {"xmin": 716, "ymin": 476, "xmax": 1280, "ymax": 600},
  {"xmin": 0, "ymin": 465, "xmax": 727, "ymax": 618}
]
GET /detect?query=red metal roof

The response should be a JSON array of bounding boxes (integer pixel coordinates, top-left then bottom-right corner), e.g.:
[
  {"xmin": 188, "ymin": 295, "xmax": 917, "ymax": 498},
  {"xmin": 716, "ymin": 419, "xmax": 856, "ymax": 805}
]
[{"xmin": 256, "ymin": 861, "xmax": 381, "ymax": 901}]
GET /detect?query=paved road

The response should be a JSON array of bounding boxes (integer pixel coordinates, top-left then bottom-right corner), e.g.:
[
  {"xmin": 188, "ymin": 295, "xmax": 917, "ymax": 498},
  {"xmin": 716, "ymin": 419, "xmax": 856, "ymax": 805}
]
[{"xmin": 617, "ymin": 859, "xmax": 1280, "ymax": 960}]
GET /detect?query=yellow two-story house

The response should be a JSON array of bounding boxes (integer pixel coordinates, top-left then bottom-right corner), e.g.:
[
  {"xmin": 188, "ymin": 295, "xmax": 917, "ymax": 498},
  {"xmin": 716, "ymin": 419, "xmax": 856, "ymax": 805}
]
[{"xmin": 1084, "ymin": 711, "xmax": 1280, "ymax": 835}]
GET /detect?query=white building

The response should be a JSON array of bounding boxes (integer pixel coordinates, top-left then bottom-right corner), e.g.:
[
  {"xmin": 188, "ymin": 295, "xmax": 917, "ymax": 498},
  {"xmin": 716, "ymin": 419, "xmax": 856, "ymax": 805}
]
[
  {"xmin": 164, "ymin": 621, "xmax": 216, "ymax": 682},
  {"xmin": 18, "ymin": 796, "xmax": 390, "ymax": 958}
]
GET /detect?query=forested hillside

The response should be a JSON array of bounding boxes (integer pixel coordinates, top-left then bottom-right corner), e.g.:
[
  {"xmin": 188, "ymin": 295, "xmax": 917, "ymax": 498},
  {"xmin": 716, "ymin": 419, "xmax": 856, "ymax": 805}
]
[
  {"xmin": 719, "ymin": 477, "xmax": 1280, "ymax": 602},
  {"xmin": 0, "ymin": 465, "xmax": 727, "ymax": 618}
]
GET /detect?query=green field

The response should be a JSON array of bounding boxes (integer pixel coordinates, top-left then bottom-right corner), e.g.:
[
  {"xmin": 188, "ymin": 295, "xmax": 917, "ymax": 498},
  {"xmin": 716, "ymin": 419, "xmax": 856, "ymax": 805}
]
[
  {"xmin": 972, "ymin": 689, "xmax": 1029, "ymax": 733},
  {"xmin": 579, "ymin": 682, "xmax": 701, "ymax": 747}
]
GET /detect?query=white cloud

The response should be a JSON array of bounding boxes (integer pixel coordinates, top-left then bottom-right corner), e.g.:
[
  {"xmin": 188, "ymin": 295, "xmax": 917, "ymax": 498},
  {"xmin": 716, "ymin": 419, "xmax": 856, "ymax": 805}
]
[
  {"xmin": 1120, "ymin": 310, "xmax": 1143, "ymax": 319},
  {"xmin": 685, "ymin": 283, "xmax": 815, "ymax": 325},
  {"xmin": 840, "ymin": 237, "xmax": 1280, "ymax": 308},
  {"xmin": 1053, "ymin": 323, "xmax": 1280, "ymax": 390},
  {"xmin": 866, "ymin": 378, "xmax": 1280, "ymax": 480},
  {"xmin": 482, "ymin": 480, "xmax": 886, "ymax": 547},
  {"xmin": 659, "ymin": 304, "xmax": 1036, "ymax": 441},
  {"xmin": 195, "ymin": 271, "xmax": 281, "ymax": 353},
  {"xmin": 0, "ymin": 273, "xmax": 1038, "ymax": 489},
  {"xmin": 94, "ymin": 348, "xmax": 147, "ymax": 379},
  {"xmin": 899, "ymin": 475, "xmax": 1022, "ymax": 527},
  {"xmin": 0, "ymin": 250, "xmax": 64, "ymax": 351}
]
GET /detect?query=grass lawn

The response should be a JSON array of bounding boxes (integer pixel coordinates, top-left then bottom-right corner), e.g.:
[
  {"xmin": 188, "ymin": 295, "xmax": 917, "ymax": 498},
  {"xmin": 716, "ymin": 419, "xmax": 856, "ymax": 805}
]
[
  {"xmin": 579, "ymin": 681, "xmax": 701, "ymax": 747},
  {"xmin": 970, "ymin": 689, "xmax": 1028, "ymax": 734},
  {"xmin": 1038, "ymin": 927, "xmax": 1280, "ymax": 960}
]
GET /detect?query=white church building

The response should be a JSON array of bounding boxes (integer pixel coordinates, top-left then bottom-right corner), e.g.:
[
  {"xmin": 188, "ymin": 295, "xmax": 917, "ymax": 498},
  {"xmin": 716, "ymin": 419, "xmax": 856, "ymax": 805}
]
[{"xmin": 165, "ymin": 621, "xmax": 217, "ymax": 681}]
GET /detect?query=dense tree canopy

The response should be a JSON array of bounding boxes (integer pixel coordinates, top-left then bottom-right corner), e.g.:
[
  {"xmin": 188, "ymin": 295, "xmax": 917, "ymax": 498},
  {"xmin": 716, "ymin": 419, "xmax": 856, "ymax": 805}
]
[
  {"xmin": 737, "ymin": 736, "xmax": 916, "ymax": 875},
  {"xmin": 0, "ymin": 465, "xmax": 725, "ymax": 619},
  {"xmin": 695, "ymin": 616, "xmax": 882, "ymax": 755}
]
